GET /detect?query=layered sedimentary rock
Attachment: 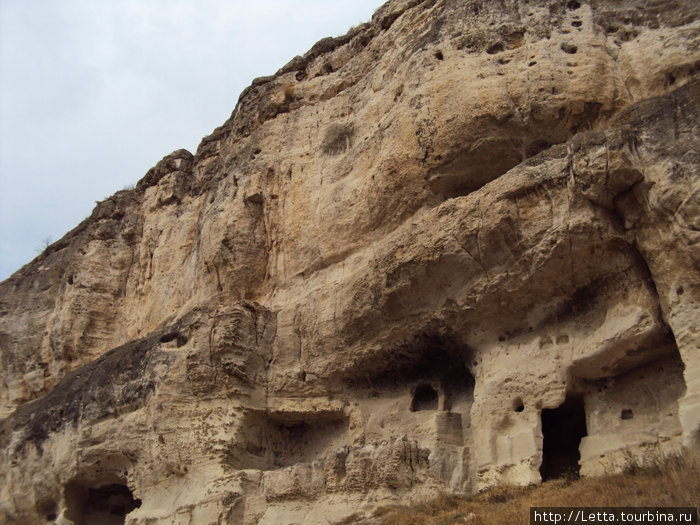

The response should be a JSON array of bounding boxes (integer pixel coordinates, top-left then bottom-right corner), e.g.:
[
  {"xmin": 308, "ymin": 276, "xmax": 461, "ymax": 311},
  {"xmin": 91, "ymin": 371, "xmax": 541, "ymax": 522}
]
[{"xmin": 1, "ymin": 0, "xmax": 699, "ymax": 523}]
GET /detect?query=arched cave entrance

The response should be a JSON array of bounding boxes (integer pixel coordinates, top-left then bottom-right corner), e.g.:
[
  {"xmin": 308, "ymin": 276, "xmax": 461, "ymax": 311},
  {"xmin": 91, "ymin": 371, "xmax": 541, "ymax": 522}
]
[
  {"xmin": 411, "ymin": 384, "xmax": 439, "ymax": 411},
  {"xmin": 540, "ymin": 396, "xmax": 587, "ymax": 481},
  {"xmin": 64, "ymin": 481, "xmax": 141, "ymax": 525}
]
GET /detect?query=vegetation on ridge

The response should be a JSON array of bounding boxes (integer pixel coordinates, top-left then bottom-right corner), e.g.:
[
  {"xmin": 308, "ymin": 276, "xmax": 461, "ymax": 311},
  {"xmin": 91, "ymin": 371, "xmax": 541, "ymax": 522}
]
[{"xmin": 349, "ymin": 450, "xmax": 700, "ymax": 525}]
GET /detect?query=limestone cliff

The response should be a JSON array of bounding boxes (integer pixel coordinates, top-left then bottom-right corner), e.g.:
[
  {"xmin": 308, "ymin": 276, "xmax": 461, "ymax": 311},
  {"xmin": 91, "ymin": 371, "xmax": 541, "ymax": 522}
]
[{"xmin": 1, "ymin": 0, "xmax": 699, "ymax": 523}]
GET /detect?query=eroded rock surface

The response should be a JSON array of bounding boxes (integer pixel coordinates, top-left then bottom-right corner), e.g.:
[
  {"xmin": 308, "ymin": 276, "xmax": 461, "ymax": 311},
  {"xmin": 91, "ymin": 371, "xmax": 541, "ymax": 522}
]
[{"xmin": 1, "ymin": 0, "xmax": 698, "ymax": 523}]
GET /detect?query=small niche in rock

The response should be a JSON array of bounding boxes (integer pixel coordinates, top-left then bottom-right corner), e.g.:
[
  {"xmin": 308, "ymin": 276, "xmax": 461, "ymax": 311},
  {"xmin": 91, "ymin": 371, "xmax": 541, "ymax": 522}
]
[
  {"xmin": 159, "ymin": 332, "xmax": 188, "ymax": 348},
  {"xmin": 486, "ymin": 42, "xmax": 505, "ymax": 55},
  {"xmin": 513, "ymin": 398, "xmax": 525, "ymax": 413},
  {"xmin": 411, "ymin": 384, "xmax": 439, "ymax": 412},
  {"xmin": 540, "ymin": 396, "xmax": 587, "ymax": 481},
  {"xmin": 560, "ymin": 43, "xmax": 578, "ymax": 54},
  {"xmin": 621, "ymin": 408, "xmax": 634, "ymax": 420},
  {"xmin": 434, "ymin": 50, "xmax": 444, "ymax": 60},
  {"xmin": 64, "ymin": 481, "xmax": 141, "ymax": 525},
  {"xmin": 566, "ymin": 0, "xmax": 581, "ymax": 9}
]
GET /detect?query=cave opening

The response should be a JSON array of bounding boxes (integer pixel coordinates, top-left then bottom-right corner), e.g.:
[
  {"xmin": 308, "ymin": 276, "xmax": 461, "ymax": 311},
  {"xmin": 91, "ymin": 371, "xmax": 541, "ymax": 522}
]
[
  {"xmin": 345, "ymin": 329, "xmax": 474, "ymax": 392},
  {"xmin": 64, "ymin": 481, "xmax": 141, "ymax": 525},
  {"xmin": 411, "ymin": 384, "xmax": 439, "ymax": 411},
  {"xmin": 540, "ymin": 396, "xmax": 587, "ymax": 481},
  {"xmin": 228, "ymin": 411, "xmax": 350, "ymax": 470},
  {"xmin": 442, "ymin": 364, "xmax": 475, "ymax": 413}
]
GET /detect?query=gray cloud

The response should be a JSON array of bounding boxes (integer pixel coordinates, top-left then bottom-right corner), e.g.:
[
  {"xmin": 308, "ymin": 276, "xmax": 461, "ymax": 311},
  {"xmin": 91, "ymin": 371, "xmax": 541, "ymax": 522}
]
[{"xmin": 0, "ymin": 0, "xmax": 381, "ymax": 279}]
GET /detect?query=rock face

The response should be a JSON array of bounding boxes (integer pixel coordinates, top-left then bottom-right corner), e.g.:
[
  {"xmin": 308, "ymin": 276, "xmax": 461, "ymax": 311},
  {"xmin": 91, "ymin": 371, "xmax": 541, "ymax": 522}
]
[{"xmin": 1, "ymin": 0, "xmax": 699, "ymax": 523}]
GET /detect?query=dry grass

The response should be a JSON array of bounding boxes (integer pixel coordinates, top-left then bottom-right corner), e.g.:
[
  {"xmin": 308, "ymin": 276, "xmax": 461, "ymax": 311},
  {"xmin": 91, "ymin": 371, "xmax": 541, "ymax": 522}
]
[{"xmin": 365, "ymin": 450, "xmax": 700, "ymax": 525}]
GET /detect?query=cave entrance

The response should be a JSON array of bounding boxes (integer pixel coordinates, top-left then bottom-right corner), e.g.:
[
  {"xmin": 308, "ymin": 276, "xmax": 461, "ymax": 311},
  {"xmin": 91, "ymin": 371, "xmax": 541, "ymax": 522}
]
[
  {"xmin": 230, "ymin": 410, "xmax": 350, "ymax": 470},
  {"xmin": 540, "ymin": 396, "xmax": 587, "ymax": 481},
  {"xmin": 65, "ymin": 481, "xmax": 141, "ymax": 525},
  {"xmin": 411, "ymin": 384, "xmax": 439, "ymax": 411}
]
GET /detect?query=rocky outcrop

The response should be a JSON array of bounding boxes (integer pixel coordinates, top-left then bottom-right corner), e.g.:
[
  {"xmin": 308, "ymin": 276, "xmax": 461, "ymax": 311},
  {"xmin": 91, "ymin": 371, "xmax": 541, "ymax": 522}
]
[{"xmin": 1, "ymin": 0, "xmax": 698, "ymax": 523}]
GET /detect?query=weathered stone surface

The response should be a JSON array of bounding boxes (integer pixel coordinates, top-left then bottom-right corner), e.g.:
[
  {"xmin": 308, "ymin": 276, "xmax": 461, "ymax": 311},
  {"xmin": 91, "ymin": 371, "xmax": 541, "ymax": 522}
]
[{"xmin": 0, "ymin": 0, "xmax": 698, "ymax": 523}]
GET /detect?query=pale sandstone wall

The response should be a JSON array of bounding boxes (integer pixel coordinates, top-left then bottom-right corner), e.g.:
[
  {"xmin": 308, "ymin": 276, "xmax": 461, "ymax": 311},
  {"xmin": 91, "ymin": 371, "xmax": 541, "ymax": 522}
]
[{"xmin": 0, "ymin": 0, "xmax": 698, "ymax": 523}]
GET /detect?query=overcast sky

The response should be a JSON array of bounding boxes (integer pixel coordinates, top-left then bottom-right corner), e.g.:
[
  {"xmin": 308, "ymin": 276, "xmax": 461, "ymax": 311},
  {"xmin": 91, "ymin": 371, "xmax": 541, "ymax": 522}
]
[{"xmin": 0, "ymin": 0, "xmax": 382, "ymax": 281}]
